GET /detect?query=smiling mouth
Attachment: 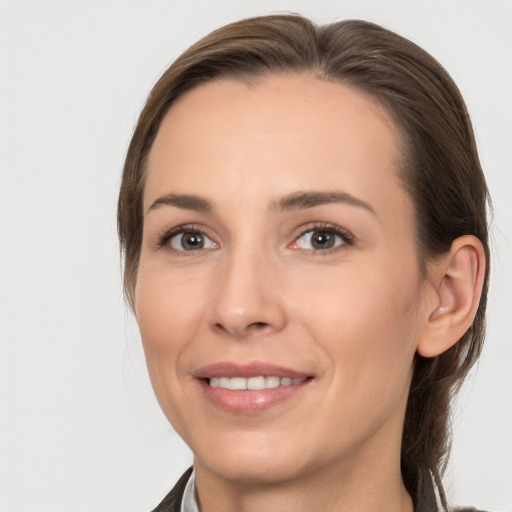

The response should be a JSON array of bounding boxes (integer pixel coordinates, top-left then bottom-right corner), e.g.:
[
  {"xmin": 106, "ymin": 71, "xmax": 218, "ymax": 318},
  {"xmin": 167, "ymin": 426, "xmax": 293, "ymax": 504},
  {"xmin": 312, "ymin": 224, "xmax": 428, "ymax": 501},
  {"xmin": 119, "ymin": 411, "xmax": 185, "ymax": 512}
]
[
  {"xmin": 199, "ymin": 367, "xmax": 313, "ymax": 412},
  {"xmin": 208, "ymin": 376, "xmax": 308, "ymax": 390}
]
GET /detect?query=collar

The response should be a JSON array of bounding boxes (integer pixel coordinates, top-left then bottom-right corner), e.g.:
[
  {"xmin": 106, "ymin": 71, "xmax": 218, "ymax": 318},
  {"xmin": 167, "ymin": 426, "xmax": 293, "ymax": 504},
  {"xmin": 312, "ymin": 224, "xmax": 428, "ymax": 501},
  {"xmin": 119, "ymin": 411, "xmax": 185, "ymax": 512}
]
[{"xmin": 181, "ymin": 467, "xmax": 199, "ymax": 512}]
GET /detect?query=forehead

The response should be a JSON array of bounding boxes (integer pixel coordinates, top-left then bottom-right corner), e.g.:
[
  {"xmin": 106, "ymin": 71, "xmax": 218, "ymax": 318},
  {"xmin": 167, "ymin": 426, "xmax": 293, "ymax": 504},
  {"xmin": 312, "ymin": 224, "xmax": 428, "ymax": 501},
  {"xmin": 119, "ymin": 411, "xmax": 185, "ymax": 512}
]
[{"xmin": 145, "ymin": 73, "xmax": 409, "ymax": 218}]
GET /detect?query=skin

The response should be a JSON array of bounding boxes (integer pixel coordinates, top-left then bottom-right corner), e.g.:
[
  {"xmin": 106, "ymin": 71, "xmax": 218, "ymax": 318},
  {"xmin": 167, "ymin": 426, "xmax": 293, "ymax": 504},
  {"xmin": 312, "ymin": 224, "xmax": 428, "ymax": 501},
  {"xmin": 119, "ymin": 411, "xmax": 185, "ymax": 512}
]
[{"xmin": 135, "ymin": 74, "xmax": 440, "ymax": 512}]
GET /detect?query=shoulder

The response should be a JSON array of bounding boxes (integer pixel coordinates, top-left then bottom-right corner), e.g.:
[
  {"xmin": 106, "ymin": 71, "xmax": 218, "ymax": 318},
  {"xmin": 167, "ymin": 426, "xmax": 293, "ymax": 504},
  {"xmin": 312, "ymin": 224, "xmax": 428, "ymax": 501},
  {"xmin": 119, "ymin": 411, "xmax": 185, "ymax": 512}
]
[{"xmin": 150, "ymin": 467, "xmax": 193, "ymax": 512}]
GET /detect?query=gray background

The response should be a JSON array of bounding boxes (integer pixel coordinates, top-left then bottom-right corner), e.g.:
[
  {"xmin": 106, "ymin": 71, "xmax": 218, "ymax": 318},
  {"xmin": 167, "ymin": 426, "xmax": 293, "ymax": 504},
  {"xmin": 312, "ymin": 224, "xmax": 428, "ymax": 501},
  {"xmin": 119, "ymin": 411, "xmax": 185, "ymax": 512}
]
[{"xmin": 1, "ymin": 1, "xmax": 511, "ymax": 510}]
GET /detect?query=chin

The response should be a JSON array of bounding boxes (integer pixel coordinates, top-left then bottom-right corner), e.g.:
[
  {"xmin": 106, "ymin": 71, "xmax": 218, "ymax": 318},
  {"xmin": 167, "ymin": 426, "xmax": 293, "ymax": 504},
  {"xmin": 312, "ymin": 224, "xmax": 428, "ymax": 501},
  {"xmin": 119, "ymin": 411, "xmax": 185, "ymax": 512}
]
[{"xmin": 193, "ymin": 434, "xmax": 310, "ymax": 484}]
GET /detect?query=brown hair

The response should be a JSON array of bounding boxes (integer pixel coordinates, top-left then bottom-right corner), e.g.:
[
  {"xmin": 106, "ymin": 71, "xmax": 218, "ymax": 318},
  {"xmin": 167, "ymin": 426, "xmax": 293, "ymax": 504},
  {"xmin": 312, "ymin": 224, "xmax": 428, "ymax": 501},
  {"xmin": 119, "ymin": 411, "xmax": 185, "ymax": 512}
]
[{"xmin": 118, "ymin": 14, "xmax": 490, "ymax": 509}]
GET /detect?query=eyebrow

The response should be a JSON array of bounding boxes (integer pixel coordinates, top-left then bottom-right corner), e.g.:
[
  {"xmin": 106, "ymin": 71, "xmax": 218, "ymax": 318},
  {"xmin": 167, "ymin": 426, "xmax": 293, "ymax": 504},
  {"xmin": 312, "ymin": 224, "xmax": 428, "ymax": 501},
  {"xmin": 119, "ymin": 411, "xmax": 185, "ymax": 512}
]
[
  {"xmin": 272, "ymin": 191, "xmax": 376, "ymax": 214},
  {"xmin": 147, "ymin": 193, "xmax": 213, "ymax": 214},
  {"xmin": 146, "ymin": 190, "xmax": 375, "ymax": 215}
]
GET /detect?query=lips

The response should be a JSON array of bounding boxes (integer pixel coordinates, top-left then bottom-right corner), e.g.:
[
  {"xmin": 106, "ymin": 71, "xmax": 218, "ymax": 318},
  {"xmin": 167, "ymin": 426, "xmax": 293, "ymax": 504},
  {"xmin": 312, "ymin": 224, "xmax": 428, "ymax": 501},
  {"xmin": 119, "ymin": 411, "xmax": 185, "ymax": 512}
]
[
  {"xmin": 194, "ymin": 362, "xmax": 314, "ymax": 413},
  {"xmin": 210, "ymin": 376, "xmax": 306, "ymax": 390},
  {"xmin": 195, "ymin": 361, "xmax": 311, "ymax": 379}
]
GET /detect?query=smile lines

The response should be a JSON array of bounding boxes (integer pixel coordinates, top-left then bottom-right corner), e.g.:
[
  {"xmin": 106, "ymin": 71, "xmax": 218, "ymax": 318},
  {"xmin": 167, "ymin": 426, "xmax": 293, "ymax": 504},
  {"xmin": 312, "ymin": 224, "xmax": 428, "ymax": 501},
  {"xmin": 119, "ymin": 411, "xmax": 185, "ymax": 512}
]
[{"xmin": 209, "ymin": 376, "xmax": 306, "ymax": 390}]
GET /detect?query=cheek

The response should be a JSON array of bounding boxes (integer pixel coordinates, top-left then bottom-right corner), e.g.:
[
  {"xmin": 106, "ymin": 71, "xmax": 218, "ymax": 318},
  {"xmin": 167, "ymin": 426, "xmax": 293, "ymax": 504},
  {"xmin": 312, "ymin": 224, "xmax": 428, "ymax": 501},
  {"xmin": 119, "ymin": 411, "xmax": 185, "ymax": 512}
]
[
  {"xmin": 134, "ymin": 263, "xmax": 207, "ymax": 390},
  {"xmin": 293, "ymin": 264, "xmax": 422, "ymax": 393},
  {"xmin": 136, "ymin": 262, "xmax": 203, "ymax": 347},
  {"xmin": 134, "ymin": 263, "xmax": 212, "ymax": 431}
]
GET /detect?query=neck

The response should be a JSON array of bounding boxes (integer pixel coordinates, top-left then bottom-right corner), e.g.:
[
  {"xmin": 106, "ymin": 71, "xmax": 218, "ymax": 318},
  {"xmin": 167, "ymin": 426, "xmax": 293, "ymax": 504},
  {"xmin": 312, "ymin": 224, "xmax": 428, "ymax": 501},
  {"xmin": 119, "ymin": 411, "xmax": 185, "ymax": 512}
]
[{"xmin": 194, "ymin": 450, "xmax": 413, "ymax": 512}]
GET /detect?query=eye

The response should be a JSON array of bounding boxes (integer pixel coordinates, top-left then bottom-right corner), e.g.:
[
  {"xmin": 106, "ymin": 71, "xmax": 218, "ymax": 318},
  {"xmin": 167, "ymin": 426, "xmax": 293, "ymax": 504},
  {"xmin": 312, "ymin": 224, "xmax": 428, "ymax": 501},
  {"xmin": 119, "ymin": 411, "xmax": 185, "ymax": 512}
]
[
  {"xmin": 292, "ymin": 226, "xmax": 352, "ymax": 252},
  {"xmin": 167, "ymin": 230, "xmax": 217, "ymax": 251}
]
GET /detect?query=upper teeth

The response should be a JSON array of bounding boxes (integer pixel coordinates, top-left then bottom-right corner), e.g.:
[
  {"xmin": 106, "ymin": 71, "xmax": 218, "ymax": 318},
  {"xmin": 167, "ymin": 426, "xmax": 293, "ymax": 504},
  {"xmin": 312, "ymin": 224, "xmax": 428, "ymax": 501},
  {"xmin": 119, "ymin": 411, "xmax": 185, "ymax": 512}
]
[{"xmin": 209, "ymin": 376, "xmax": 305, "ymax": 390}]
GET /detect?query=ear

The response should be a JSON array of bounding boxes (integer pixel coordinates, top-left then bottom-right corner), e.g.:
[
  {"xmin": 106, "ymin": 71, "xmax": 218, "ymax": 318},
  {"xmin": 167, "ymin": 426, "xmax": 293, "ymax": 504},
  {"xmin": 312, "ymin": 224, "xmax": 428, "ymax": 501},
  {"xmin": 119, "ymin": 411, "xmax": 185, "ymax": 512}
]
[{"xmin": 417, "ymin": 235, "xmax": 486, "ymax": 358}]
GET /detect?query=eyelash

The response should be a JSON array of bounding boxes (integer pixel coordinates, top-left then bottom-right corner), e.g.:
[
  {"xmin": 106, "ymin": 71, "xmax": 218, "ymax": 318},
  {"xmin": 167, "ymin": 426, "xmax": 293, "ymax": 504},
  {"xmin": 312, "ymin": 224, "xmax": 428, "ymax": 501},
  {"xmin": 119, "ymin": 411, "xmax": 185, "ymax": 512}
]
[
  {"xmin": 156, "ymin": 222, "xmax": 355, "ymax": 254},
  {"xmin": 291, "ymin": 222, "xmax": 355, "ymax": 254},
  {"xmin": 156, "ymin": 224, "xmax": 215, "ymax": 252}
]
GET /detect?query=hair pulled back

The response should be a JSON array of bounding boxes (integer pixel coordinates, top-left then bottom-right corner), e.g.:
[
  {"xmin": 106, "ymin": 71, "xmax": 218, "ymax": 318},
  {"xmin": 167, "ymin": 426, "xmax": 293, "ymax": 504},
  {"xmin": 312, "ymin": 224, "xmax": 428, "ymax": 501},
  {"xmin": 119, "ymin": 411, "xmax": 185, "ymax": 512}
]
[{"xmin": 118, "ymin": 14, "xmax": 490, "ymax": 509}]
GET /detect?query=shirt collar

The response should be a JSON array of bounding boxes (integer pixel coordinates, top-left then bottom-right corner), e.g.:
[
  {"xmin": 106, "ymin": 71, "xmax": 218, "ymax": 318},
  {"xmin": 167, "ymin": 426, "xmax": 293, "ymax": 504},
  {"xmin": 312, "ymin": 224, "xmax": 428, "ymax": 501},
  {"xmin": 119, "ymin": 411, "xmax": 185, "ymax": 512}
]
[{"xmin": 181, "ymin": 467, "xmax": 199, "ymax": 512}]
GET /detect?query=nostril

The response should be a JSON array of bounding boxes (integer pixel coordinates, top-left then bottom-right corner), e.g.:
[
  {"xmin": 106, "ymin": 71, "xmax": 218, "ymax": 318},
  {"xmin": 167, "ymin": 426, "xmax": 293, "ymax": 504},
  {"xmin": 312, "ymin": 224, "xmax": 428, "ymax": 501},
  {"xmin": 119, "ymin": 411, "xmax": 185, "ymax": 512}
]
[
  {"xmin": 214, "ymin": 323, "xmax": 227, "ymax": 332},
  {"xmin": 213, "ymin": 320, "xmax": 272, "ymax": 338},
  {"xmin": 248, "ymin": 322, "xmax": 269, "ymax": 329}
]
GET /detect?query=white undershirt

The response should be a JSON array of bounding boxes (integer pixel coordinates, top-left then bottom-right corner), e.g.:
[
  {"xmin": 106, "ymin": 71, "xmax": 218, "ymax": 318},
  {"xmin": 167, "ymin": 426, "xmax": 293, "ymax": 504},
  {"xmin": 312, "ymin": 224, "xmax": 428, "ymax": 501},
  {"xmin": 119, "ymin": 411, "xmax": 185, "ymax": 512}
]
[{"xmin": 181, "ymin": 468, "xmax": 199, "ymax": 512}]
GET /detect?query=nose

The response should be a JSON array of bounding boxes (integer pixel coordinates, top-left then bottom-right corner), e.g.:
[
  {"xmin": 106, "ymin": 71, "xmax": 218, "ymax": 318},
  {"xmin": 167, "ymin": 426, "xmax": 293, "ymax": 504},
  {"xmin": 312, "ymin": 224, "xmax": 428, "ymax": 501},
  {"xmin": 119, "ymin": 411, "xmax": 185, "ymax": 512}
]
[{"xmin": 208, "ymin": 249, "xmax": 287, "ymax": 339}]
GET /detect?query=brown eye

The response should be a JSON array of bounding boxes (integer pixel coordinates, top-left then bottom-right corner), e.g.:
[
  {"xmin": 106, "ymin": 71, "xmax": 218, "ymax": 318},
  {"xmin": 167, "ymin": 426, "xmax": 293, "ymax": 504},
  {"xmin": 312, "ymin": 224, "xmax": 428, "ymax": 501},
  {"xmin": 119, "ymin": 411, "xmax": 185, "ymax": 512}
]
[
  {"xmin": 294, "ymin": 228, "xmax": 349, "ymax": 251},
  {"xmin": 170, "ymin": 231, "xmax": 216, "ymax": 251},
  {"xmin": 310, "ymin": 231, "xmax": 336, "ymax": 249}
]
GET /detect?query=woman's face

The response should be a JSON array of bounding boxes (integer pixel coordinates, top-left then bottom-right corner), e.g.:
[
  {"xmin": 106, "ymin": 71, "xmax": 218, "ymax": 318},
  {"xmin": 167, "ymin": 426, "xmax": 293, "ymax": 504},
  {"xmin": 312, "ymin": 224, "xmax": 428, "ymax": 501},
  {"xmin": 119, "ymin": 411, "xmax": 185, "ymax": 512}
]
[{"xmin": 136, "ymin": 75, "xmax": 433, "ymax": 484}]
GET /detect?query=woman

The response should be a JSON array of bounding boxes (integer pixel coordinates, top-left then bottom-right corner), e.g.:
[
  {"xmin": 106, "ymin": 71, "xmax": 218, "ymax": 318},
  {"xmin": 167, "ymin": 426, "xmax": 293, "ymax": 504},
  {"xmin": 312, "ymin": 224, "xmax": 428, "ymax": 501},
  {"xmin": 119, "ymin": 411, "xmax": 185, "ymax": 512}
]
[{"xmin": 118, "ymin": 15, "xmax": 489, "ymax": 512}]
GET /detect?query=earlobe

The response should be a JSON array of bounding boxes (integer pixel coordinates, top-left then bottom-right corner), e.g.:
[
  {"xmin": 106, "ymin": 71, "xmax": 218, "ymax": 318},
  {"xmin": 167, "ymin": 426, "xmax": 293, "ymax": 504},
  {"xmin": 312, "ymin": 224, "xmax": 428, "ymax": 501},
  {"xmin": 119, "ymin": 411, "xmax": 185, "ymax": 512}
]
[{"xmin": 417, "ymin": 235, "xmax": 486, "ymax": 358}]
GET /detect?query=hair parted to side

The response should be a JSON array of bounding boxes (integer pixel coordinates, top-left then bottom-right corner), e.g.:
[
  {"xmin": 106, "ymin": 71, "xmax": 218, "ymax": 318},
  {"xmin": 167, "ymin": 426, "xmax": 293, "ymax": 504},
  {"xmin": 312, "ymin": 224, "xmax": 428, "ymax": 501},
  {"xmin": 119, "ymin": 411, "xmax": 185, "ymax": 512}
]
[{"xmin": 118, "ymin": 14, "xmax": 490, "ymax": 510}]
